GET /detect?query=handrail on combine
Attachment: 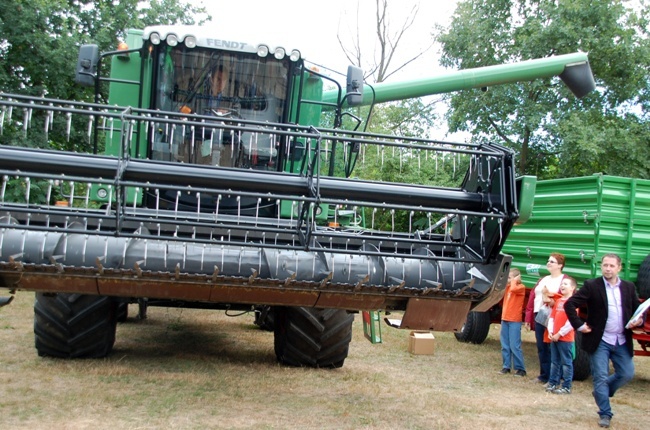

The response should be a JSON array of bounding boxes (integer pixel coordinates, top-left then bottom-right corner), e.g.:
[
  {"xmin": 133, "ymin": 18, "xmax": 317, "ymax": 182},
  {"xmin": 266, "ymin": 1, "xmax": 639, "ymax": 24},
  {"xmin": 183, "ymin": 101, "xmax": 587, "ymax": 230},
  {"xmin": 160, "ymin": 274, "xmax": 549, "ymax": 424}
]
[
  {"xmin": 0, "ymin": 93, "xmax": 516, "ymax": 333},
  {"xmin": 0, "ymin": 94, "xmax": 517, "ymax": 263}
]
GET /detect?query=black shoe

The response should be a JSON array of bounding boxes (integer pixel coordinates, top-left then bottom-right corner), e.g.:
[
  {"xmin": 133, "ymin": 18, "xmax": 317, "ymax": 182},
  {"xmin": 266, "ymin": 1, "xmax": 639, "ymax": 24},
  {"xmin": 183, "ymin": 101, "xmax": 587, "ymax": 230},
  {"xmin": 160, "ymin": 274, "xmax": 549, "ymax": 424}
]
[
  {"xmin": 514, "ymin": 370, "xmax": 527, "ymax": 377},
  {"xmin": 498, "ymin": 368, "xmax": 511, "ymax": 374},
  {"xmin": 598, "ymin": 415, "xmax": 611, "ymax": 428}
]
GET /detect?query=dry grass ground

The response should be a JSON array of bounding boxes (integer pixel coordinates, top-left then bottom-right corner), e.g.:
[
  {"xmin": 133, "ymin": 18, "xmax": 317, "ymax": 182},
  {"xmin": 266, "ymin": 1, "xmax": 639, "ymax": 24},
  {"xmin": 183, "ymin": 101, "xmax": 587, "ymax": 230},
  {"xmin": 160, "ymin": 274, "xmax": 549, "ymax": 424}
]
[{"xmin": 1, "ymin": 291, "xmax": 648, "ymax": 430}]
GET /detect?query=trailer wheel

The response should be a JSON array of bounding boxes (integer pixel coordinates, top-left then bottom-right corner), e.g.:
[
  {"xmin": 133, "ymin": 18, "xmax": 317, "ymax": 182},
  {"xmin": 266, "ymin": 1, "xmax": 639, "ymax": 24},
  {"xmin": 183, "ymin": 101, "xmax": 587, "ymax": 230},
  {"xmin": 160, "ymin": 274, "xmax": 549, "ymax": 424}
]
[
  {"xmin": 274, "ymin": 307, "xmax": 354, "ymax": 368},
  {"xmin": 34, "ymin": 293, "xmax": 118, "ymax": 358},
  {"xmin": 572, "ymin": 331, "xmax": 591, "ymax": 381},
  {"xmin": 454, "ymin": 311, "xmax": 491, "ymax": 344},
  {"xmin": 637, "ymin": 254, "xmax": 650, "ymax": 299}
]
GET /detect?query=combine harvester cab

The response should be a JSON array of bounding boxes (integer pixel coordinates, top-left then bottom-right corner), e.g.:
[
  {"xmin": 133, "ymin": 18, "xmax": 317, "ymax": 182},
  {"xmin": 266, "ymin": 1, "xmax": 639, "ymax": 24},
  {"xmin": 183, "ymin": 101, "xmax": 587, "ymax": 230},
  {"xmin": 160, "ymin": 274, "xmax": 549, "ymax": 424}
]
[{"xmin": 0, "ymin": 26, "xmax": 595, "ymax": 367}]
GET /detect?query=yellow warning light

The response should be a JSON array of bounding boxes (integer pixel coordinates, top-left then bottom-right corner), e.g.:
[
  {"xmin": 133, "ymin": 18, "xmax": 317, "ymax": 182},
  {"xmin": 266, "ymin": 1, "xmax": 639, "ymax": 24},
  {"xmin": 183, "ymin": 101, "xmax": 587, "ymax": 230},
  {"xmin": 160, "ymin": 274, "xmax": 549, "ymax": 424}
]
[
  {"xmin": 117, "ymin": 41, "xmax": 130, "ymax": 61},
  {"xmin": 307, "ymin": 65, "xmax": 321, "ymax": 80}
]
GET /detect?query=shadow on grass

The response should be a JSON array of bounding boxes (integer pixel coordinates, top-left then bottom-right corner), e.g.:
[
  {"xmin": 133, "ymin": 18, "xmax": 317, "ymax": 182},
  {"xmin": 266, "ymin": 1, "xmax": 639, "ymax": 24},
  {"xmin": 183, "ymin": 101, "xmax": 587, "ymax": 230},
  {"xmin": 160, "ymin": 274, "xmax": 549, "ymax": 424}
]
[{"xmin": 105, "ymin": 307, "xmax": 279, "ymax": 368}]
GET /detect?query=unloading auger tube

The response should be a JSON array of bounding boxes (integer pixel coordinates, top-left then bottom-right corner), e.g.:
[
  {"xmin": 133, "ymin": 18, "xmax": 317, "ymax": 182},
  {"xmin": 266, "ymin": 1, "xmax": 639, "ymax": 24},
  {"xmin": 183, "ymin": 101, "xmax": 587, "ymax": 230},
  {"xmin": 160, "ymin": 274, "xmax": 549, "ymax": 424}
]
[{"xmin": 0, "ymin": 94, "xmax": 515, "ymax": 331}]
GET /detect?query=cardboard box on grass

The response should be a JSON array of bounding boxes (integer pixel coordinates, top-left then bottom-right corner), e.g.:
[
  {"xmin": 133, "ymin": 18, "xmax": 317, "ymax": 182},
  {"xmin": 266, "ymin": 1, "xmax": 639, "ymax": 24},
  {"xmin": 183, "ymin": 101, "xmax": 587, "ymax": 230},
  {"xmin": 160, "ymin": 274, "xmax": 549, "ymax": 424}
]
[{"xmin": 408, "ymin": 331, "xmax": 435, "ymax": 355}]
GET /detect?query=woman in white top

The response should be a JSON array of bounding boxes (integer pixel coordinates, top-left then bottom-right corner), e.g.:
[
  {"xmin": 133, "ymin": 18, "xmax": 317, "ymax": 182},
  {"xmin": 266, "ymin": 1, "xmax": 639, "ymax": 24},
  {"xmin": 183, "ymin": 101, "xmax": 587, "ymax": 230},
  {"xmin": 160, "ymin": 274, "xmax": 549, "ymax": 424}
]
[{"xmin": 524, "ymin": 253, "xmax": 567, "ymax": 384}]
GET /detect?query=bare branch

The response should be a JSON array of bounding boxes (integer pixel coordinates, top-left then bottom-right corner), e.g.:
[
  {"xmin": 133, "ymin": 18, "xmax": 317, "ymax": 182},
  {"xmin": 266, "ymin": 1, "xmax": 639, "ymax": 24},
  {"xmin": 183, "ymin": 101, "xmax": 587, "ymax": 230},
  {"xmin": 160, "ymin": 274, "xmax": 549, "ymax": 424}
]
[
  {"xmin": 337, "ymin": 2, "xmax": 364, "ymax": 67},
  {"xmin": 487, "ymin": 116, "xmax": 515, "ymax": 146},
  {"xmin": 337, "ymin": 0, "xmax": 434, "ymax": 82}
]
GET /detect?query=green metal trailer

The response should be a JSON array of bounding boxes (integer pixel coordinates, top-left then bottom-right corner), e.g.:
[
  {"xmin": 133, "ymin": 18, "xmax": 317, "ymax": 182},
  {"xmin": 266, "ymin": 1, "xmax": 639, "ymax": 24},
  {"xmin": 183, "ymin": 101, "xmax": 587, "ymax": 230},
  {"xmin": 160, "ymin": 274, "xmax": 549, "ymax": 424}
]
[
  {"xmin": 456, "ymin": 173, "xmax": 650, "ymax": 380},
  {"xmin": 504, "ymin": 174, "xmax": 650, "ymax": 298}
]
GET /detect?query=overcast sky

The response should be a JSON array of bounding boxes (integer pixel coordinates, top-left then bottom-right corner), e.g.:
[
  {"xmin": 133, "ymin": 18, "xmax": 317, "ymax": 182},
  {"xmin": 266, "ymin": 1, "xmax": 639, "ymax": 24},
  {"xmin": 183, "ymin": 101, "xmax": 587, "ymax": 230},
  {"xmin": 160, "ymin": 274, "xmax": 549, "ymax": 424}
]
[
  {"xmin": 189, "ymin": 0, "xmax": 458, "ymax": 80},
  {"xmin": 187, "ymin": 0, "xmax": 464, "ymax": 139}
]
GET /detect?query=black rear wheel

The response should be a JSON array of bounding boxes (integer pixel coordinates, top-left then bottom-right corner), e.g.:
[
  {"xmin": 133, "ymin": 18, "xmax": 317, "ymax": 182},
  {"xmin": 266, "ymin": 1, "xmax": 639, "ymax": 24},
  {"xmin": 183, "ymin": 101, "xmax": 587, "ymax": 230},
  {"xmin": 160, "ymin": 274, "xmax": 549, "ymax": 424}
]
[
  {"xmin": 274, "ymin": 307, "xmax": 354, "ymax": 368},
  {"xmin": 454, "ymin": 311, "xmax": 491, "ymax": 344},
  {"xmin": 637, "ymin": 254, "xmax": 650, "ymax": 299},
  {"xmin": 34, "ymin": 293, "xmax": 118, "ymax": 358},
  {"xmin": 116, "ymin": 301, "xmax": 129, "ymax": 323},
  {"xmin": 572, "ymin": 331, "xmax": 591, "ymax": 381}
]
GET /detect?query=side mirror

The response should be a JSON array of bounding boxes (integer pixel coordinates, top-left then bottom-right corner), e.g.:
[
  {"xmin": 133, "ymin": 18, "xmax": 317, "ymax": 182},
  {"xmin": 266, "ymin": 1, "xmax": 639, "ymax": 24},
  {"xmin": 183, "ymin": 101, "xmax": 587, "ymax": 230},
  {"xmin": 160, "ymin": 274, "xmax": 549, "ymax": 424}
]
[
  {"xmin": 75, "ymin": 44, "xmax": 99, "ymax": 87},
  {"xmin": 345, "ymin": 65, "xmax": 364, "ymax": 106}
]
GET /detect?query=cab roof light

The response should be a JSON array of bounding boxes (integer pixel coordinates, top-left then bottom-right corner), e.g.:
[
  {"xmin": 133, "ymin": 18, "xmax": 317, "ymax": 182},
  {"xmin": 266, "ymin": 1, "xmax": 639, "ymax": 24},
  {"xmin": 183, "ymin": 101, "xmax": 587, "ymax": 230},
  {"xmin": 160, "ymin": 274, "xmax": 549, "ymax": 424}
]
[
  {"xmin": 150, "ymin": 32, "xmax": 161, "ymax": 45},
  {"xmin": 289, "ymin": 49, "xmax": 301, "ymax": 62},
  {"xmin": 274, "ymin": 47, "xmax": 286, "ymax": 60},
  {"xmin": 166, "ymin": 34, "xmax": 178, "ymax": 47},
  {"xmin": 184, "ymin": 36, "xmax": 197, "ymax": 49},
  {"xmin": 257, "ymin": 45, "xmax": 269, "ymax": 58}
]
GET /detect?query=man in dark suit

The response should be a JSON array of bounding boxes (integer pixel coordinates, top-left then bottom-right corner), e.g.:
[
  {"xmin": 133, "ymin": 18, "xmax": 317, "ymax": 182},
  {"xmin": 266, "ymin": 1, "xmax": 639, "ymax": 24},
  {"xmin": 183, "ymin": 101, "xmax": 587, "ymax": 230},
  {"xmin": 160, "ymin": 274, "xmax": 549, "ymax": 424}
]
[{"xmin": 565, "ymin": 253, "xmax": 643, "ymax": 429}]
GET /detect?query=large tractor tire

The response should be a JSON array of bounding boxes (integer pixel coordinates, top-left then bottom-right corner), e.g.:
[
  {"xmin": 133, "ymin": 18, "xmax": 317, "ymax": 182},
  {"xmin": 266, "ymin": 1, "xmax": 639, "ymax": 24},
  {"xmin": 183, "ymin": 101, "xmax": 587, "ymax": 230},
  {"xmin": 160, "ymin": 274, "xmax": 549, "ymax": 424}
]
[
  {"xmin": 274, "ymin": 307, "xmax": 354, "ymax": 368},
  {"xmin": 116, "ymin": 301, "xmax": 129, "ymax": 323},
  {"xmin": 572, "ymin": 331, "xmax": 591, "ymax": 381},
  {"xmin": 34, "ymin": 293, "xmax": 118, "ymax": 358},
  {"xmin": 637, "ymin": 254, "xmax": 650, "ymax": 299},
  {"xmin": 454, "ymin": 311, "xmax": 491, "ymax": 344}
]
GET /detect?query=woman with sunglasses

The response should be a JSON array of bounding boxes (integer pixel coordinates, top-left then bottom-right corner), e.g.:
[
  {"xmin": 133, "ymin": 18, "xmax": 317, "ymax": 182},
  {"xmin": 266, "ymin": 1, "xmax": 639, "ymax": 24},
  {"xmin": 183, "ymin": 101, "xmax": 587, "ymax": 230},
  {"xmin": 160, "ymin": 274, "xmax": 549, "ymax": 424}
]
[{"xmin": 525, "ymin": 253, "xmax": 568, "ymax": 384}]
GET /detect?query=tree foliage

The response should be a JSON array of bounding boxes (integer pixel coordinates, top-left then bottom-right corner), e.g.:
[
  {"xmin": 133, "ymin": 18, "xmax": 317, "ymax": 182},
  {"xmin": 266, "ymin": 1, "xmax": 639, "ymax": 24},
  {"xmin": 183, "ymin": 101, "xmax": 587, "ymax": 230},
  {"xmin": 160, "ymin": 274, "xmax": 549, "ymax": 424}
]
[
  {"xmin": 350, "ymin": 98, "xmax": 467, "ymax": 231},
  {"xmin": 335, "ymin": 1, "xmax": 460, "ymax": 231},
  {"xmin": 0, "ymin": 0, "xmax": 210, "ymax": 99},
  {"xmin": 0, "ymin": 0, "xmax": 209, "ymax": 156},
  {"xmin": 435, "ymin": 0, "xmax": 650, "ymax": 179}
]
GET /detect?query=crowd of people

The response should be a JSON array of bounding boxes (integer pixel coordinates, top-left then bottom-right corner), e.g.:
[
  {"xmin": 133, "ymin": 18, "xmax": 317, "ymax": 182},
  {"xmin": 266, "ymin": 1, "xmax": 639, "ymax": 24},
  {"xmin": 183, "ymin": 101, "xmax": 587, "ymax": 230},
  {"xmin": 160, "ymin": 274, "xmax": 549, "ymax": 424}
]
[{"xmin": 498, "ymin": 252, "xmax": 645, "ymax": 428}]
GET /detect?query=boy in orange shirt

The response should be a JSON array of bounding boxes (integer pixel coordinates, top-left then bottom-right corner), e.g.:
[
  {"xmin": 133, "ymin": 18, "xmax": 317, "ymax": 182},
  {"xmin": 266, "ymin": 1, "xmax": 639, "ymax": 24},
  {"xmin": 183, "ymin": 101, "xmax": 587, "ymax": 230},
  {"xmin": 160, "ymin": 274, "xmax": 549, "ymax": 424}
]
[
  {"xmin": 499, "ymin": 268, "xmax": 527, "ymax": 376},
  {"xmin": 546, "ymin": 276, "xmax": 577, "ymax": 394}
]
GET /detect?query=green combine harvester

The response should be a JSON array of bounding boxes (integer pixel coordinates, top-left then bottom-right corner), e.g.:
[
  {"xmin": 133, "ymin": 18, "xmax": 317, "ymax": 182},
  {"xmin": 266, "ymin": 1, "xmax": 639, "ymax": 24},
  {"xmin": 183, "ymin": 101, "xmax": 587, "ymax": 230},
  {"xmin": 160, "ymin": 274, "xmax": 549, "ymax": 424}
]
[{"xmin": 0, "ymin": 25, "xmax": 595, "ymax": 367}]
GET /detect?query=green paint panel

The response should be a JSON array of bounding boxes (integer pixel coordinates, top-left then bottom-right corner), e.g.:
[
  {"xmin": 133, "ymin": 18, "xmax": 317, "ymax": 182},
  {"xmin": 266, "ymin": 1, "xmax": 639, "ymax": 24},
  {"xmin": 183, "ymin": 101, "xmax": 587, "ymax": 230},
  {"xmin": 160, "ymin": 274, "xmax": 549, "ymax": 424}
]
[
  {"xmin": 106, "ymin": 29, "xmax": 147, "ymax": 158},
  {"xmin": 515, "ymin": 175, "xmax": 537, "ymax": 224},
  {"xmin": 502, "ymin": 174, "xmax": 650, "ymax": 288},
  {"xmin": 289, "ymin": 70, "xmax": 324, "ymax": 128}
]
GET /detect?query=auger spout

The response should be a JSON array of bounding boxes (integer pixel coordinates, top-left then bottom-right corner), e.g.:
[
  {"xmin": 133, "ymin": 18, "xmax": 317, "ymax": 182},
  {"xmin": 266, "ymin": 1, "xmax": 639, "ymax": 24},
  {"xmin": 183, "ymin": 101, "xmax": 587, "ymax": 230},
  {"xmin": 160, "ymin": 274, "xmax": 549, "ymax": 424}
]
[{"xmin": 323, "ymin": 52, "xmax": 595, "ymax": 106}]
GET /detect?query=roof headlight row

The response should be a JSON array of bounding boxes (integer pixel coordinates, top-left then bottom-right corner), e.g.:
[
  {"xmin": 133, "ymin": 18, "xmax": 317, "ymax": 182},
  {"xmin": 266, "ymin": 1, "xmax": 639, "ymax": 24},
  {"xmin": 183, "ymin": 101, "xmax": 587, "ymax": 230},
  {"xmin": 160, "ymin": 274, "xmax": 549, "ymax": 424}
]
[
  {"xmin": 256, "ymin": 45, "xmax": 301, "ymax": 62},
  {"xmin": 149, "ymin": 32, "xmax": 197, "ymax": 49},
  {"xmin": 147, "ymin": 33, "xmax": 299, "ymax": 60}
]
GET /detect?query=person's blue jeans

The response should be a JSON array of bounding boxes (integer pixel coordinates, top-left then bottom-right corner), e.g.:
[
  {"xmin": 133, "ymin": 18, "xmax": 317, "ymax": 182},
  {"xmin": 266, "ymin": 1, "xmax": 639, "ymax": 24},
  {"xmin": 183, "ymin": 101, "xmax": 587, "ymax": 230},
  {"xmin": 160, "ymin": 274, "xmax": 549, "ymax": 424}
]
[
  {"xmin": 500, "ymin": 321, "xmax": 525, "ymax": 371},
  {"xmin": 534, "ymin": 317, "xmax": 551, "ymax": 382},
  {"xmin": 590, "ymin": 339, "xmax": 635, "ymax": 418},
  {"xmin": 549, "ymin": 340, "xmax": 573, "ymax": 389}
]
